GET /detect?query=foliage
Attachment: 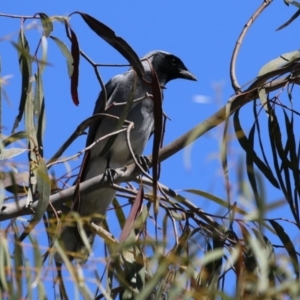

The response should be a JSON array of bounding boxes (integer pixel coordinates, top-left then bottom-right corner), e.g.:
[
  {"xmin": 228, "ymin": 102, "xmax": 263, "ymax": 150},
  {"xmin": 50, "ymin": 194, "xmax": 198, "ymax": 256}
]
[{"xmin": 1, "ymin": 1, "xmax": 300, "ymax": 299}]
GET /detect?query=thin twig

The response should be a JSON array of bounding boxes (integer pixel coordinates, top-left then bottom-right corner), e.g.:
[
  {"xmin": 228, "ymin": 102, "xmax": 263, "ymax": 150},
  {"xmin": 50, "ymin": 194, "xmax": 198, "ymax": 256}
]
[
  {"xmin": 80, "ymin": 50, "xmax": 107, "ymax": 108},
  {"xmin": 47, "ymin": 113, "xmax": 125, "ymax": 168},
  {"xmin": 0, "ymin": 13, "xmax": 40, "ymax": 19},
  {"xmin": 125, "ymin": 119, "xmax": 171, "ymax": 203},
  {"xmin": 2, "ymin": 71, "xmax": 300, "ymax": 221},
  {"xmin": 94, "ymin": 63, "xmax": 130, "ymax": 67},
  {"xmin": 109, "ymin": 93, "xmax": 153, "ymax": 107},
  {"xmin": 47, "ymin": 127, "xmax": 128, "ymax": 168},
  {"xmin": 125, "ymin": 122, "xmax": 152, "ymax": 180},
  {"xmin": 230, "ymin": 0, "xmax": 273, "ymax": 93}
]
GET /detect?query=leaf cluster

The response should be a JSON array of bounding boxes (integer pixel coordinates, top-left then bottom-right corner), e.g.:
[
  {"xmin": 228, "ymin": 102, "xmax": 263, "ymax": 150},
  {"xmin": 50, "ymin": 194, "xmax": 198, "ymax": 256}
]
[{"xmin": 1, "ymin": 2, "xmax": 300, "ymax": 299}]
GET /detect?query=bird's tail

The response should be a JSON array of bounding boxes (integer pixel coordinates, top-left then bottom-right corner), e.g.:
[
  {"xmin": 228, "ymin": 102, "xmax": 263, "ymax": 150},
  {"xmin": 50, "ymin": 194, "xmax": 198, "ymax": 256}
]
[
  {"xmin": 54, "ymin": 223, "xmax": 95, "ymax": 264},
  {"xmin": 54, "ymin": 188, "xmax": 116, "ymax": 264}
]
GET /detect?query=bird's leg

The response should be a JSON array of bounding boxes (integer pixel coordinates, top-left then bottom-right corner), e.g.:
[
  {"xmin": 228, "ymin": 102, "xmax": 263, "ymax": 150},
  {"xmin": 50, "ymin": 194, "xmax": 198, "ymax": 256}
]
[
  {"xmin": 135, "ymin": 155, "xmax": 151, "ymax": 173},
  {"xmin": 103, "ymin": 156, "xmax": 118, "ymax": 184}
]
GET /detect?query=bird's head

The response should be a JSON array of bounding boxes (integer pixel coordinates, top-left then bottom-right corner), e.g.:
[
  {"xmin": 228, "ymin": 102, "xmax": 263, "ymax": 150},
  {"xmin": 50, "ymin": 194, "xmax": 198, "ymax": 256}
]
[{"xmin": 141, "ymin": 50, "xmax": 197, "ymax": 84}]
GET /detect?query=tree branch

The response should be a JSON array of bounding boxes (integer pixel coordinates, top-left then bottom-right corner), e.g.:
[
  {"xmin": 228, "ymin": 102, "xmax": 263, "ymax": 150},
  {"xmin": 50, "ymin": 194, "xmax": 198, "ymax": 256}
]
[
  {"xmin": 1, "ymin": 71, "xmax": 300, "ymax": 222},
  {"xmin": 230, "ymin": 0, "xmax": 273, "ymax": 93}
]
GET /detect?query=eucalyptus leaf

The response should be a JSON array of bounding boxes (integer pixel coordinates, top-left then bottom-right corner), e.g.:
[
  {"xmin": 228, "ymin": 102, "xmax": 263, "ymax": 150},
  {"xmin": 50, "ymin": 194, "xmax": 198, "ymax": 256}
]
[{"xmin": 0, "ymin": 148, "xmax": 27, "ymax": 160}]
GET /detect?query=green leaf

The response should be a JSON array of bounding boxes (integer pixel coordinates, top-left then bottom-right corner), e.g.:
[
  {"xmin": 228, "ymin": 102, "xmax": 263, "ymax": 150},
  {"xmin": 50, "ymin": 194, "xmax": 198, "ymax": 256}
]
[
  {"xmin": 258, "ymin": 50, "xmax": 300, "ymax": 76},
  {"xmin": 37, "ymin": 13, "xmax": 53, "ymax": 37},
  {"xmin": 0, "ymin": 148, "xmax": 27, "ymax": 160},
  {"xmin": 39, "ymin": 35, "xmax": 48, "ymax": 74},
  {"xmin": 24, "ymin": 259, "xmax": 33, "ymax": 300},
  {"xmin": 112, "ymin": 197, "xmax": 126, "ymax": 229},
  {"xmin": 12, "ymin": 30, "xmax": 31, "ymax": 133},
  {"xmin": 290, "ymin": 1, "xmax": 300, "ymax": 8},
  {"xmin": 53, "ymin": 240, "xmax": 93, "ymax": 299},
  {"xmin": 32, "ymin": 159, "xmax": 51, "ymax": 222},
  {"xmin": 233, "ymin": 108, "xmax": 279, "ymax": 188},
  {"xmin": 34, "ymin": 67, "xmax": 46, "ymax": 156},
  {"xmin": 18, "ymin": 160, "xmax": 51, "ymax": 242},
  {"xmin": 258, "ymin": 88, "xmax": 268, "ymax": 114},
  {"xmin": 221, "ymin": 100, "xmax": 232, "ymax": 203},
  {"xmin": 184, "ymin": 189, "xmax": 247, "ymax": 215},
  {"xmin": 0, "ymin": 235, "xmax": 11, "ymax": 291},
  {"xmin": 1, "ymin": 131, "xmax": 27, "ymax": 148},
  {"xmin": 14, "ymin": 229, "xmax": 24, "ymax": 296},
  {"xmin": 49, "ymin": 36, "xmax": 74, "ymax": 77},
  {"xmin": 0, "ymin": 55, "xmax": 2, "ymax": 136},
  {"xmin": 200, "ymin": 248, "xmax": 224, "ymax": 267},
  {"xmin": 24, "ymin": 73, "xmax": 38, "ymax": 195}
]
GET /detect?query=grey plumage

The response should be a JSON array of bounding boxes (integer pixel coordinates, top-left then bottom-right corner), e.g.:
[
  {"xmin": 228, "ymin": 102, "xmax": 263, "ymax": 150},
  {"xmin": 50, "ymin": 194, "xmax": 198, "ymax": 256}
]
[{"xmin": 54, "ymin": 50, "xmax": 196, "ymax": 263}]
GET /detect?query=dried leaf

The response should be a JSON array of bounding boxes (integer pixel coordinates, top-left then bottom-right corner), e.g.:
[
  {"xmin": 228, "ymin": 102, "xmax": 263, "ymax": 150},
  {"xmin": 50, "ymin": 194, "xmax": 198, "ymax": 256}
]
[
  {"xmin": 68, "ymin": 25, "xmax": 80, "ymax": 106},
  {"xmin": 119, "ymin": 185, "xmax": 143, "ymax": 243}
]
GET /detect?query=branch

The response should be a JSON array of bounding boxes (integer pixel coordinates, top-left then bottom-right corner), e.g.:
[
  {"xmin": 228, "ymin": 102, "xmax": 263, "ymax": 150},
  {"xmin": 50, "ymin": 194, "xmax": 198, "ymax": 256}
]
[
  {"xmin": 2, "ymin": 72, "xmax": 300, "ymax": 222},
  {"xmin": 0, "ymin": 165, "xmax": 132, "ymax": 221},
  {"xmin": 0, "ymin": 13, "xmax": 41, "ymax": 19},
  {"xmin": 230, "ymin": 0, "xmax": 273, "ymax": 93}
]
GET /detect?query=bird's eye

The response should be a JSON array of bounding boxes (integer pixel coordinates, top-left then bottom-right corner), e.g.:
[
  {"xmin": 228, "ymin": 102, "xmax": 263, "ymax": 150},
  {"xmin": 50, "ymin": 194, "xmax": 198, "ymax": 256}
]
[{"xmin": 170, "ymin": 57, "xmax": 177, "ymax": 66}]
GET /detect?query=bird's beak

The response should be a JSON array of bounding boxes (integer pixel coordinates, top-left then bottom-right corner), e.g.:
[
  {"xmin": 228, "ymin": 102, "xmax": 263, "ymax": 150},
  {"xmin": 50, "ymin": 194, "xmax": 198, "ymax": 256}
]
[{"xmin": 178, "ymin": 69, "xmax": 197, "ymax": 81}]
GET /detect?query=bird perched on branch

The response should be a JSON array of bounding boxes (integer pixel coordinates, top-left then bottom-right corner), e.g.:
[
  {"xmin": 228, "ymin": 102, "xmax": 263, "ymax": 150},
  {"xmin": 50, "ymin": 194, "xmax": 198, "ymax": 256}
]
[{"xmin": 54, "ymin": 50, "xmax": 196, "ymax": 264}]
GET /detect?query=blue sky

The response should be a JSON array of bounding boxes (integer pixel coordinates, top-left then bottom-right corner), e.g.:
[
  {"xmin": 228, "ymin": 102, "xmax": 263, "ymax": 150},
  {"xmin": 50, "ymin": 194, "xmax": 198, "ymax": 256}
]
[{"xmin": 0, "ymin": 0, "xmax": 299, "ymax": 298}]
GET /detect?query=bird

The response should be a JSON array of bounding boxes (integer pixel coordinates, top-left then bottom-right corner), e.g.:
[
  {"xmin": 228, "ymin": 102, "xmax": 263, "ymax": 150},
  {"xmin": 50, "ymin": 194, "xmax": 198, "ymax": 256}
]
[{"xmin": 54, "ymin": 50, "xmax": 196, "ymax": 264}]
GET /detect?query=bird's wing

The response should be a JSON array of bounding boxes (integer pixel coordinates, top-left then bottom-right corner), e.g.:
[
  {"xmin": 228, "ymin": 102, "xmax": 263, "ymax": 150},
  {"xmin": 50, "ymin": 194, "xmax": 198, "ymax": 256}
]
[
  {"xmin": 74, "ymin": 74, "xmax": 122, "ymax": 185},
  {"xmin": 85, "ymin": 74, "xmax": 123, "ymax": 147}
]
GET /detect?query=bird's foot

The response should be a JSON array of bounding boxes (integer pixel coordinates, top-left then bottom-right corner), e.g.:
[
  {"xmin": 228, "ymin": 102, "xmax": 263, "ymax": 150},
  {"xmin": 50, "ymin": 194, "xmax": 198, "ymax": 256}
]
[
  {"xmin": 104, "ymin": 167, "xmax": 118, "ymax": 184},
  {"xmin": 135, "ymin": 155, "xmax": 151, "ymax": 173}
]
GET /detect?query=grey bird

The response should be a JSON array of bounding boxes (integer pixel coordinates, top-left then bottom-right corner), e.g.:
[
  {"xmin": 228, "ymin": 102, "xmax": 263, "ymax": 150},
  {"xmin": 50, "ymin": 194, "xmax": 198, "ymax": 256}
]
[{"xmin": 55, "ymin": 50, "xmax": 196, "ymax": 264}]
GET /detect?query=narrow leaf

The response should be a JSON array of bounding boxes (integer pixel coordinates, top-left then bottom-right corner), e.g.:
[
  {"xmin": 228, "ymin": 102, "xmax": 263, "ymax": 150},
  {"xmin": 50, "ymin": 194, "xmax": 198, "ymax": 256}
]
[
  {"xmin": 35, "ymin": 67, "xmax": 46, "ymax": 157},
  {"xmin": 269, "ymin": 220, "xmax": 299, "ymax": 278},
  {"xmin": 39, "ymin": 35, "xmax": 48, "ymax": 74},
  {"xmin": 0, "ymin": 148, "xmax": 27, "ymax": 160},
  {"xmin": 276, "ymin": 8, "xmax": 300, "ymax": 31},
  {"xmin": 12, "ymin": 30, "xmax": 31, "ymax": 133},
  {"xmin": 0, "ymin": 56, "xmax": 2, "ymax": 135},
  {"xmin": 258, "ymin": 50, "xmax": 300, "ymax": 76},
  {"xmin": 119, "ymin": 185, "xmax": 143, "ymax": 243},
  {"xmin": 37, "ymin": 13, "xmax": 53, "ymax": 37},
  {"xmin": 49, "ymin": 36, "xmax": 74, "ymax": 77},
  {"xmin": 68, "ymin": 25, "xmax": 80, "ymax": 106},
  {"xmin": 19, "ymin": 159, "xmax": 51, "ymax": 241},
  {"xmin": 112, "ymin": 197, "xmax": 126, "ymax": 229},
  {"xmin": 1, "ymin": 131, "xmax": 27, "ymax": 148},
  {"xmin": 184, "ymin": 189, "xmax": 247, "ymax": 215},
  {"xmin": 75, "ymin": 12, "xmax": 144, "ymax": 78},
  {"xmin": 0, "ymin": 171, "xmax": 29, "ymax": 188},
  {"xmin": 32, "ymin": 159, "xmax": 51, "ymax": 222},
  {"xmin": 233, "ymin": 109, "xmax": 279, "ymax": 188},
  {"xmin": 150, "ymin": 67, "xmax": 163, "ymax": 214}
]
